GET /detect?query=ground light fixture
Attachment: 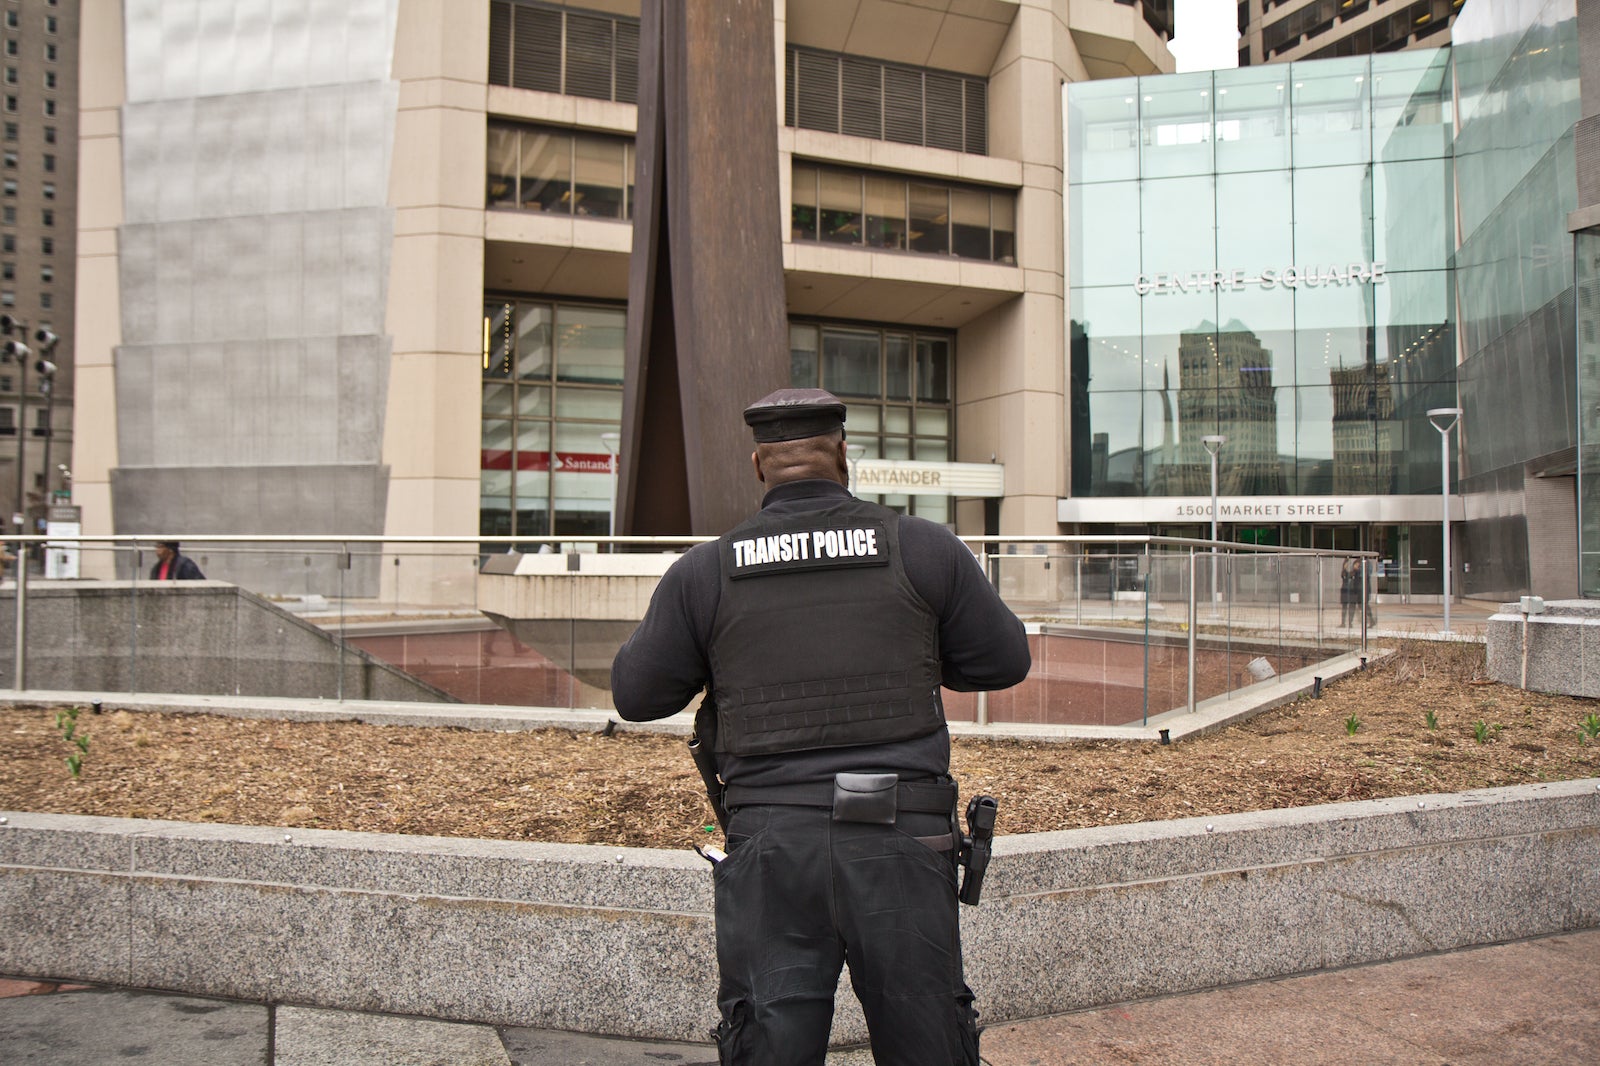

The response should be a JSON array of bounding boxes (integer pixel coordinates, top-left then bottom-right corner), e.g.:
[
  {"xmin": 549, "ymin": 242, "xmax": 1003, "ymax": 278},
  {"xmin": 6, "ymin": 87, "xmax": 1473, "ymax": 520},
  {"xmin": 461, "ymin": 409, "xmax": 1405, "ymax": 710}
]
[
  {"xmin": 1426, "ymin": 407, "xmax": 1463, "ymax": 634},
  {"xmin": 1201, "ymin": 434, "xmax": 1226, "ymax": 610}
]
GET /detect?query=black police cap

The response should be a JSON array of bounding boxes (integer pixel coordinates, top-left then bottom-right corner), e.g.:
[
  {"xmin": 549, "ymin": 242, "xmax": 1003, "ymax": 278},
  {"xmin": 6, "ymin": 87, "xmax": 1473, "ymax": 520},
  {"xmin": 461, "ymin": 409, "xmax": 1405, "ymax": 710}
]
[{"xmin": 743, "ymin": 388, "xmax": 847, "ymax": 443}]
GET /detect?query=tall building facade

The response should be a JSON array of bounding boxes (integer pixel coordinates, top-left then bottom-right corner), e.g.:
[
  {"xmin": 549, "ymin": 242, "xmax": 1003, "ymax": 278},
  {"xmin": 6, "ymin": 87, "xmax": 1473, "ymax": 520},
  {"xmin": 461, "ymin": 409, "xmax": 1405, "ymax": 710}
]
[
  {"xmin": 3, "ymin": 0, "xmax": 75, "ymax": 532},
  {"xmin": 1237, "ymin": 0, "xmax": 1464, "ymax": 67},
  {"xmin": 74, "ymin": 0, "xmax": 1174, "ymax": 599}
]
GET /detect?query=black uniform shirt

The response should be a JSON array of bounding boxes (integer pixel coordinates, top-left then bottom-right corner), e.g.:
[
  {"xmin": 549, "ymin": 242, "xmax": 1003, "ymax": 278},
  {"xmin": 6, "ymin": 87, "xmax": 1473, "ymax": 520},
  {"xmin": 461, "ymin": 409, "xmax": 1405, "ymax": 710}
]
[{"xmin": 610, "ymin": 479, "xmax": 1032, "ymax": 788}]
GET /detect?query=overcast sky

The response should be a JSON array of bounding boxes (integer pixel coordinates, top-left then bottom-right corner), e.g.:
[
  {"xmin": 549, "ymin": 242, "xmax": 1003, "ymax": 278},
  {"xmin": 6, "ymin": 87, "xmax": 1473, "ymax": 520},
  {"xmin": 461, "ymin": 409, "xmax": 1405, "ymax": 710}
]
[{"xmin": 1170, "ymin": 0, "xmax": 1242, "ymax": 72}]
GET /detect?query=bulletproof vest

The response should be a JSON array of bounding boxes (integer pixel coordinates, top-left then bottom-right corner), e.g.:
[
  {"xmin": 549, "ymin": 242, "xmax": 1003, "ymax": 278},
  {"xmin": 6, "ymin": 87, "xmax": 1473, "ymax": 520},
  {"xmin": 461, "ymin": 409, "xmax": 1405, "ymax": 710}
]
[{"xmin": 709, "ymin": 497, "xmax": 944, "ymax": 756}]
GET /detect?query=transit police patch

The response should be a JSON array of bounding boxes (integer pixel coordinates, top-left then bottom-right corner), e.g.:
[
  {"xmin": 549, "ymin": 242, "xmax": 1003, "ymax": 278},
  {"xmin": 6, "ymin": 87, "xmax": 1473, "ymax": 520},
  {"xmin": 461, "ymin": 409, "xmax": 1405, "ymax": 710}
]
[{"xmin": 726, "ymin": 519, "xmax": 891, "ymax": 578}]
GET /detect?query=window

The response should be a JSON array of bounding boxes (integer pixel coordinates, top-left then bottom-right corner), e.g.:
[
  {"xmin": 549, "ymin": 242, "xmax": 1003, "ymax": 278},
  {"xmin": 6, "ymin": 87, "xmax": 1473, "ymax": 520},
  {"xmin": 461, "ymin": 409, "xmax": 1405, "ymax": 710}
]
[
  {"xmin": 33, "ymin": 407, "xmax": 49, "ymax": 435},
  {"xmin": 0, "ymin": 377, "xmax": 10, "ymax": 392},
  {"xmin": 40, "ymin": 181, "xmax": 51, "ymax": 199},
  {"xmin": 788, "ymin": 321, "xmax": 955, "ymax": 522},
  {"xmin": 2, "ymin": 206, "xmax": 14, "ymax": 224},
  {"xmin": 44, "ymin": 43, "xmax": 54, "ymax": 62},
  {"xmin": 3, "ymin": 68, "xmax": 15, "ymax": 86},
  {"xmin": 44, "ymin": 16, "xmax": 56, "ymax": 33},
  {"xmin": 39, "ymin": 236, "xmax": 51, "ymax": 254},
  {"xmin": 480, "ymin": 297, "xmax": 627, "ymax": 538},
  {"xmin": 2, "ymin": 179, "xmax": 14, "ymax": 196},
  {"xmin": 485, "ymin": 123, "xmax": 633, "ymax": 220},
  {"xmin": 3, "ymin": 96, "xmax": 15, "ymax": 113},
  {"xmin": 791, "ymin": 163, "xmax": 1017, "ymax": 263},
  {"xmin": 2, "ymin": 235, "xmax": 13, "ymax": 253},
  {"xmin": 41, "ymin": 153, "xmax": 51, "ymax": 172},
  {"xmin": 42, "ymin": 126, "xmax": 52, "ymax": 144},
  {"xmin": 4, "ymin": 13, "xmax": 16, "ymax": 29},
  {"xmin": 4, "ymin": 41, "xmax": 16, "ymax": 58},
  {"xmin": 0, "ymin": 407, "xmax": 13, "ymax": 435},
  {"xmin": 3, "ymin": 151, "xmax": 15, "ymax": 168},
  {"xmin": 40, "ymin": 208, "xmax": 50, "ymax": 226},
  {"xmin": 39, "ymin": 264, "xmax": 50, "ymax": 283},
  {"xmin": 3, "ymin": 122, "xmax": 14, "ymax": 140},
  {"xmin": 43, "ymin": 71, "xmax": 54, "ymax": 89},
  {"xmin": 487, "ymin": 1, "xmax": 639, "ymax": 104},
  {"xmin": 785, "ymin": 46, "xmax": 988, "ymax": 155},
  {"xmin": 37, "ymin": 290, "xmax": 47, "ymax": 309},
  {"xmin": 42, "ymin": 99, "xmax": 53, "ymax": 116},
  {"xmin": 1, "ymin": 263, "xmax": 11, "ymax": 281},
  {"xmin": 0, "ymin": 292, "xmax": 13, "ymax": 308}
]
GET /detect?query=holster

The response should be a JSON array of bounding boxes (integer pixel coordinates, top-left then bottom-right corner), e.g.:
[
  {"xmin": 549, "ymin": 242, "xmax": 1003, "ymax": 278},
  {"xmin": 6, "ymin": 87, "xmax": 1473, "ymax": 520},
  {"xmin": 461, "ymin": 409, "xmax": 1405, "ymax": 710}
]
[{"xmin": 689, "ymin": 694, "xmax": 729, "ymax": 832}]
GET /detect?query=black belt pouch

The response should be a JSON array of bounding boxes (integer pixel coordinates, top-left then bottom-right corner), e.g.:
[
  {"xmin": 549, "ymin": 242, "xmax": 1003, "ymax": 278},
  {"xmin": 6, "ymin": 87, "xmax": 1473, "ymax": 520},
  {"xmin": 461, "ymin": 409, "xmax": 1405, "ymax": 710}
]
[{"xmin": 832, "ymin": 772, "xmax": 898, "ymax": 824}]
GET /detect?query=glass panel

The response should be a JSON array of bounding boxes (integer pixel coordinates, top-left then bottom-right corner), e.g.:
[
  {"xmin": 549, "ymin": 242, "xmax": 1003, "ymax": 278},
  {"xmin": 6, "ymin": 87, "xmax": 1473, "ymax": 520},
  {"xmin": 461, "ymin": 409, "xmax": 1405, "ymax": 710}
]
[
  {"xmin": 517, "ymin": 384, "xmax": 550, "ymax": 417},
  {"xmin": 1140, "ymin": 71, "xmax": 1215, "ymax": 179},
  {"xmin": 916, "ymin": 495, "xmax": 950, "ymax": 523},
  {"xmin": 1216, "ymin": 285, "xmax": 1294, "ymax": 397},
  {"xmin": 1374, "ymin": 158, "xmax": 1452, "ymax": 273},
  {"xmin": 1295, "ymin": 386, "xmax": 1336, "ymax": 494},
  {"xmin": 909, "ymin": 183, "xmax": 950, "ymax": 255},
  {"xmin": 486, "ymin": 126, "xmax": 518, "ymax": 207},
  {"xmin": 819, "ymin": 169, "xmax": 862, "ymax": 245},
  {"xmin": 481, "ymin": 417, "xmax": 513, "ymax": 470},
  {"xmin": 553, "ymin": 386, "xmax": 623, "ymax": 421},
  {"xmin": 916, "ymin": 407, "xmax": 949, "ymax": 437},
  {"xmin": 1071, "ymin": 182, "xmax": 1139, "ymax": 287},
  {"xmin": 1067, "ymin": 77, "xmax": 1141, "ymax": 184},
  {"xmin": 1294, "ymin": 276, "xmax": 1375, "ymax": 387},
  {"xmin": 1141, "ymin": 175, "xmax": 1215, "ymax": 279},
  {"xmin": 948, "ymin": 187, "xmax": 986, "ymax": 259},
  {"xmin": 1213, "ymin": 66, "xmax": 1291, "ymax": 173},
  {"xmin": 882, "ymin": 437, "xmax": 911, "ymax": 459},
  {"xmin": 791, "ymin": 164, "xmax": 818, "ymax": 241},
  {"xmin": 915, "ymin": 437, "xmax": 949, "ymax": 461},
  {"xmin": 789, "ymin": 323, "xmax": 819, "ymax": 386},
  {"xmin": 864, "ymin": 174, "xmax": 906, "ymax": 250},
  {"xmin": 1078, "ymin": 392, "xmax": 1144, "ymax": 496},
  {"xmin": 1072, "ymin": 286, "xmax": 1144, "ymax": 392},
  {"xmin": 845, "ymin": 404, "xmax": 881, "ymax": 432},
  {"xmin": 520, "ymin": 130, "xmax": 571, "ymax": 212},
  {"xmin": 572, "ymin": 134, "xmax": 626, "ymax": 219},
  {"xmin": 1143, "ymin": 288, "xmax": 1217, "ymax": 391},
  {"xmin": 885, "ymin": 333, "xmax": 912, "ymax": 399},
  {"xmin": 822, "ymin": 328, "xmax": 880, "ymax": 396},
  {"xmin": 990, "ymin": 194, "xmax": 1015, "ymax": 264},
  {"xmin": 554, "ymin": 306, "xmax": 625, "ymax": 384},
  {"xmin": 916, "ymin": 336, "xmax": 950, "ymax": 401},
  {"xmin": 1376, "ymin": 268, "xmax": 1453, "ymax": 378},
  {"xmin": 515, "ymin": 302, "xmax": 552, "ymax": 380},
  {"xmin": 483, "ymin": 383, "xmax": 513, "ymax": 416},
  {"xmin": 483, "ymin": 301, "xmax": 514, "ymax": 378},
  {"xmin": 1289, "ymin": 55, "xmax": 1372, "ymax": 169},
  {"xmin": 883, "ymin": 406, "xmax": 911, "ymax": 433},
  {"xmin": 516, "ymin": 421, "xmax": 550, "ymax": 459},
  {"xmin": 1292, "ymin": 164, "xmax": 1374, "ymax": 268},
  {"xmin": 1216, "ymin": 170, "xmax": 1291, "ymax": 269},
  {"xmin": 1214, "ymin": 386, "xmax": 1290, "ymax": 494},
  {"xmin": 552, "ymin": 421, "xmax": 615, "ymax": 536},
  {"xmin": 1371, "ymin": 47, "xmax": 1452, "ymax": 163}
]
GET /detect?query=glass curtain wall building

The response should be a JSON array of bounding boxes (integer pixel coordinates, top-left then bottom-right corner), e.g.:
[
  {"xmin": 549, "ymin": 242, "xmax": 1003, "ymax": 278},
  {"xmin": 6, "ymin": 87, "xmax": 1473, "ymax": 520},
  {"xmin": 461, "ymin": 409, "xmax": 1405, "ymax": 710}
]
[{"xmin": 1066, "ymin": 50, "xmax": 1457, "ymax": 593}]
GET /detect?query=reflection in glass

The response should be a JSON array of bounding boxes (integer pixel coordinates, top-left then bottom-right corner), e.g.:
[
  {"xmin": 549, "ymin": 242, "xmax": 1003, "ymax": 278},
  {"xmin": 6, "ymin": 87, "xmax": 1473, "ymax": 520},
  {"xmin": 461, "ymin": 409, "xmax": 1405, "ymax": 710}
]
[
  {"xmin": 1143, "ymin": 288, "xmax": 1217, "ymax": 391},
  {"xmin": 484, "ymin": 301, "xmax": 513, "ymax": 378},
  {"xmin": 1216, "ymin": 171, "xmax": 1291, "ymax": 268},
  {"xmin": 1078, "ymin": 392, "xmax": 1144, "ymax": 496},
  {"xmin": 790, "ymin": 324, "xmax": 818, "ymax": 387},
  {"xmin": 792, "ymin": 164, "xmax": 818, "ymax": 241},
  {"xmin": 573, "ymin": 134, "xmax": 626, "ymax": 218},
  {"xmin": 1141, "ymin": 175, "xmax": 1215, "ymax": 276},
  {"xmin": 917, "ymin": 337, "xmax": 950, "ymax": 401},
  {"xmin": 1292, "ymin": 165, "xmax": 1374, "ymax": 267},
  {"xmin": 990, "ymin": 194, "xmax": 1016, "ymax": 264},
  {"xmin": 865, "ymin": 175, "xmax": 906, "ymax": 250},
  {"xmin": 521, "ymin": 131, "xmax": 570, "ymax": 211},
  {"xmin": 487, "ymin": 126, "xmax": 517, "ymax": 207},
  {"xmin": 823, "ymin": 328, "xmax": 880, "ymax": 396},
  {"xmin": 1067, "ymin": 77, "xmax": 1140, "ymax": 184},
  {"xmin": 910, "ymin": 184, "xmax": 950, "ymax": 255},
  {"xmin": 516, "ymin": 303, "xmax": 552, "ymax": 380},
  {"xmin": 554, "ymin": 306, "xmax": 625, "ymax": 384},
  {"xmin": 1071, "ymin": 286, "xmax": 1143, "ymax": 391},
  {"xmin": 1374, "ymin": 158, "xmax": 1453, "ymax": 272},
  {"xmin": 820, "ymin": 170, "xmax": 862, "ymax": 244},
  {"xmin": 1371, "ymin": 47, "xmax": 1452, "ymax": 163},
  {"xmin": 1289, "ymin": 55, "xmax": 1372, "ymax": 169},
  {"xmin": 885, "ymin": 333, "xmax": 912, "ymax": 400}
]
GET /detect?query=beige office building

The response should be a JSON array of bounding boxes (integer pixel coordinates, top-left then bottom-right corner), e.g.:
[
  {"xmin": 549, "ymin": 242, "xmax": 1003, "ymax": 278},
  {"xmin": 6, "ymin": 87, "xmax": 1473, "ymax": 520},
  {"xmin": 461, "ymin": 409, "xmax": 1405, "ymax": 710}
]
[
  {"xmin": 1236, "ymin": 0, "xmax": 1462, "ymax": 66},
  {"xmin": 74, "ymin": 0, "xmax": 1172, "ymax": 598}
]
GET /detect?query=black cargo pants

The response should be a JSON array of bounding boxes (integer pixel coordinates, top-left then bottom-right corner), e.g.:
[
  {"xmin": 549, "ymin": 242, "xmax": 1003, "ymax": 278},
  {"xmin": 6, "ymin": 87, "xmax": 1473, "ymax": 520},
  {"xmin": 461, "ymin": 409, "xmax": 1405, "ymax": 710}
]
[{"xmin": 712, "ymin": 803, "xmax": 979, "ymax": 1065}]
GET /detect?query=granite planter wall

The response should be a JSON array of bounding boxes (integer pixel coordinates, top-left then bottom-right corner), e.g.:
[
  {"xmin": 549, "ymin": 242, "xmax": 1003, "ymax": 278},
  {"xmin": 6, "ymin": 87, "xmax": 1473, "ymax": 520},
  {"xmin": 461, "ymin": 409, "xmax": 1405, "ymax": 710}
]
[{"xmin": 3, "ymin": 779, "xmax": 1596, "ymax": 1045}]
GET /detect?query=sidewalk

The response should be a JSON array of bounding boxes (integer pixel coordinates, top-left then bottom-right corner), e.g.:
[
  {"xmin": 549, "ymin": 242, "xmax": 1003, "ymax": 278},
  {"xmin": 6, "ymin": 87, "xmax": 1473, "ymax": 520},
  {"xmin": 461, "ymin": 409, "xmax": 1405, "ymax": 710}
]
[{"xmin": 4, "ymin": 929, "xmax": 1595, "ymax": 1064}]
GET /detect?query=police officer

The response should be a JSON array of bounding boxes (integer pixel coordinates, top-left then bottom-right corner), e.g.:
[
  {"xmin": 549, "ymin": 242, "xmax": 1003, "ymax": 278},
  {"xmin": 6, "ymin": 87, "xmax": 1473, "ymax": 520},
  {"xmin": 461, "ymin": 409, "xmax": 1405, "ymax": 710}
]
[{"xmin": 611, "ymin": 388, "xmax": 1030, "ymax": 1065}]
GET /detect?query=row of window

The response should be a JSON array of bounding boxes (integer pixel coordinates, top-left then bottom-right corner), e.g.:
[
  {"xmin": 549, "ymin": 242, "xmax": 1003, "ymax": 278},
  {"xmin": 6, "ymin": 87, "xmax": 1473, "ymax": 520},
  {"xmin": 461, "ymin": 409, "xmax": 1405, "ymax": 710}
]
[
  {"xmin": 3, "ymin": 95, "xmax": 57, "ymax": 116},
  {"xmin": 1, "ymin": 10, "xmax": 58, "ymax": 34},
  {"xmin": 1301, "ymin": 1, "xmax": 1459, "ymax": 61},
  {"xmin": 486, "ymin": 122, "xmax": 1022, "ymax": 265},
  {"xmin": 1263, "ymin": 0, "xmax": 1457, "ymax": 57},
  {"xmin": 2, "ymin": 150, "xmax": 53, "ymax": 170},
  {"xmin": 3, "ymin": 68, "xmax": 56, "ymax": 88},
  {"xmin": 1, "ymin": 264, "xmax": 52, "ymax": 282},
  {"xmin": 784, "ymin": 46, "xmax": 988, "ymax": 156},
  {"xmin": 3, "ymin": 121, "xmax": 57, "ymax": 143},
  {"xmin": 0, "ymin": 207, "xmax": 55, "ymax": 227},
  {"xmin": 488, "ymin": 0, "xmax": 638, "ymax": 105},
  {"xmin": 481, "ymin": 299, "xmax": 959, "ymax": 535},
  {"xmin": 1, "ymin": 177, "xmax": 50, "ymax": 196},
  {"xmin": 791, "ymin": 164, "xmax": 1017, "ymax": 263}
]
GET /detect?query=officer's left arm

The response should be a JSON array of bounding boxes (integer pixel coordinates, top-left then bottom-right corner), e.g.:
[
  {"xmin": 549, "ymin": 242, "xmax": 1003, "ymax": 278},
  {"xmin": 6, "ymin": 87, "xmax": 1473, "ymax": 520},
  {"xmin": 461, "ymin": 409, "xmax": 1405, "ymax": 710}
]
[
  {"xmin": 903, "ymin": 521, "xmax": 1031, "ymax": 691},
  {"xmin": 610, "ymin": 544, "xmax": 716, "ymax": 721}
]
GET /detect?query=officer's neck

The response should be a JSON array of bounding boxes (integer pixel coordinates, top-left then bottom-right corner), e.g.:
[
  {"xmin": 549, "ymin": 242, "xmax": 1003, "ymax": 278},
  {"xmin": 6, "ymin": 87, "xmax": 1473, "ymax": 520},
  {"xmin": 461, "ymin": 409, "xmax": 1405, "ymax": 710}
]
[{"xmin": 761, "ymin": 478, "xmax": 852, "ymax": 506}]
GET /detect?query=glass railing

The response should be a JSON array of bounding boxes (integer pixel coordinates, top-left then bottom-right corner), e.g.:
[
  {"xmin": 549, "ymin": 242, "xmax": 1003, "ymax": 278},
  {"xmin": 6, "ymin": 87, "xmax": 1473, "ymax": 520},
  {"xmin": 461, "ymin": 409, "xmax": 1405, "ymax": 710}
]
[{"xmin": 0, "ymin": 534, "xmax": 1372, "ymax": 732}]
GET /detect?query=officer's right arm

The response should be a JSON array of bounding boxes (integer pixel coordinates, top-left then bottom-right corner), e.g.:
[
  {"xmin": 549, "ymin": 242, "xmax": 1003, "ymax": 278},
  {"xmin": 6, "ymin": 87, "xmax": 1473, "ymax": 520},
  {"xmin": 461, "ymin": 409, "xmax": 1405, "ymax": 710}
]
[{"xmin": 610, "ymin": 546, "xmax": 715, "ymax": 721}]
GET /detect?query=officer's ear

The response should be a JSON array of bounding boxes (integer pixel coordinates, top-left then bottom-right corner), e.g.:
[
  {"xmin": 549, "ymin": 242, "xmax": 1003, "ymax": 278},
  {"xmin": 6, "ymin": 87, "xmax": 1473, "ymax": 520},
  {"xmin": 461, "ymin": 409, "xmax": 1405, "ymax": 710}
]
[{"xmin": 751, "ymin": 450, "xmax": 765, "ymax": 483}]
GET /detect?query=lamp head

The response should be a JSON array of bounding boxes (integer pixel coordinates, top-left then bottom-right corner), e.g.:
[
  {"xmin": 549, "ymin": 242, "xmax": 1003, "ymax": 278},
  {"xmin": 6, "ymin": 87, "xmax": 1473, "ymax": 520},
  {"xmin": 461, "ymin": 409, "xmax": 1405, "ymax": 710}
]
[
  {"xmin": 1200, "ymin": 434, "xmax": 1226, "ymax": 457},
  {"xmin": 1426, "ymin": 407, "xmax": 1462, "ymax": 433}
]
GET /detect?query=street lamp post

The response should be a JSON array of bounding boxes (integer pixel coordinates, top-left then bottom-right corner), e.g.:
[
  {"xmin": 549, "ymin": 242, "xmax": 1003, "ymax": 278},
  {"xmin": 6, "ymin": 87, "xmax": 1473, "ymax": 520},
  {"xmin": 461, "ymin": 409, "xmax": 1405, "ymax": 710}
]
[
  {"xmin": 1201, "ymin": 434, "xmax": 1226, "ymax": 611},
  {"xmin": 845, "ymin": 444, "xmax": 865, "ymax": 495},
  {"xmin": 599, "ymin": 432, "xmax": 621, "ymax": 539},
  {"xmin": 0, "ymin": 315, "xmax": 58, "ymax": 561},
  {"xmin": 1427, "ymin": 407, "xmax": 1463, "ymax": 634}
]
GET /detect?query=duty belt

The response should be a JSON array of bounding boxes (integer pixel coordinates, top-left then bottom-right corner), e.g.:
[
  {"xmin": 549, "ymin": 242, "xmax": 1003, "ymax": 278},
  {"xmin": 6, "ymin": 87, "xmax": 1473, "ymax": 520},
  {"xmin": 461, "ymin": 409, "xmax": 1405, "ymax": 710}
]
[{"xmin": 722, "ymin": 779, "xmax": 957, "ymax": 814}]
